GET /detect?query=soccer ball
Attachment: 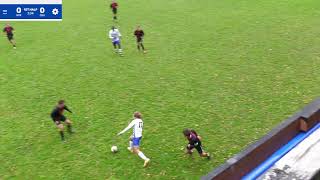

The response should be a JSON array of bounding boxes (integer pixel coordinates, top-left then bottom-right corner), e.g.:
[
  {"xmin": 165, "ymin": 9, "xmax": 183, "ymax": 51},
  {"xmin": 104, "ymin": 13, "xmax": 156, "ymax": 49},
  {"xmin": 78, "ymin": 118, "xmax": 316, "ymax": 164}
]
[{"xmin": 111, "ymin": 146, "xmax": 118, "ymax": 153}]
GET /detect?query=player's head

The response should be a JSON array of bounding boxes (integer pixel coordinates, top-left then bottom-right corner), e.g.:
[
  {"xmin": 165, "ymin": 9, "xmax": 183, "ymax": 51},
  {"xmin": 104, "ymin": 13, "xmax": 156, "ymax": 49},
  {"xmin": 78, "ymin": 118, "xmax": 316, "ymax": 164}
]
[
  {"xmin": 111, "ymin": 26, "xmax": 116, "ymax": 30},
  {"xmin": 133, "ymin": 112, "xmax": 142, "ymax": 119},
  {"xmin": 57, "ymin": 100, "xmax": 65, "ymax": 108},
  {"xmin": 183, "ymin": 129, "xmax": 191, "ymax": 137},
  {"xmin": 6, "ymin": 23, "xmax": 10, "ymax": 27},
  {"xmin": 136, "ymin": 26, "xmax": 141, "ymax": 30}
]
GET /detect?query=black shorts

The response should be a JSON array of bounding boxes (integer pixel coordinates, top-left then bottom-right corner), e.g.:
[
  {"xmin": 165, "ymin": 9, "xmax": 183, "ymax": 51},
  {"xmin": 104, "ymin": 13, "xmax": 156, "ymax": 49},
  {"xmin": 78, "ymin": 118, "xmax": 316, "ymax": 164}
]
[
  {"xmin": 137, "ymin": 38, "xmax": 143, "ymax": 43},
  {"xmin": 7, "ymin": 34, "xmax": 13, "ymax": 41},
  {"xmin": 112, "ymin": 8, "xmax": 117, "ymax": 14},
  {"xmin": 52, "ymin": 115, "xmax": 66, "ymax": 125},
  {"xmin": 187, "ymin": 141, "xmax": 204, "ymax": 154}
]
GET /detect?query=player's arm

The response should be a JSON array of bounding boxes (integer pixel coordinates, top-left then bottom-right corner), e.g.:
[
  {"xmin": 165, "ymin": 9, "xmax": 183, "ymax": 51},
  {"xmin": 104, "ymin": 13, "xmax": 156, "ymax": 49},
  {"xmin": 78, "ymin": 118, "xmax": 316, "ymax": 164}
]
[
  {"xmin": 117, "ymin": 120, "xmax": 135, "ymax": 135},
  {"xmin": 64, "ymin": 106, "xmax": 72, "ymax": 113},
  {"xmin": 108, "ymin": 31, "xmax": 113, "ymax": 39}
]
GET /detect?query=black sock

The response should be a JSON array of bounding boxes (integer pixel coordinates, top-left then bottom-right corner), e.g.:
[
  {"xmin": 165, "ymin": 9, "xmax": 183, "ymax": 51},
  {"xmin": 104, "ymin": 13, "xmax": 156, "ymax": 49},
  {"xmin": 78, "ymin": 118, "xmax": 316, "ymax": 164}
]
[
  {"xmin": 137, "ymin": 45, "xmax": 140, "ymax": 51},
  {"xmin": 141, "ymin": 44, "xmax": 145, "ymax": 51},
  {"xmin": 67, "ymin": 124, "xmax": 73, "ymax": 133},
  {"xmin": 60, "ymin": 131, "xmax": 64, "ymax": 141}
]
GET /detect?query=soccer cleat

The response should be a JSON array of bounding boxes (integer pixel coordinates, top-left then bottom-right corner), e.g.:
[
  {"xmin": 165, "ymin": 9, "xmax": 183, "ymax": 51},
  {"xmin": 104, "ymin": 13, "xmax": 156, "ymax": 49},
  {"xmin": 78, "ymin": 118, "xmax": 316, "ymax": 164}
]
[
  {"xmin": 13, "ymin": 47, "xmax": 16, "ymax": 49},
  {"xmin": 206, "ymin": 153, "xmax": 211, "ymax": 160},
  {"xmin": 143, "ymin": 50, "xmax": 147, "ymax": 54},
  {"xmin": 144, "ymin": 159, "xmax": 150, "ymax": 167},
  {"xmin": 127, "ymin": 147, "xmax": 133, "ymax": 153},
  {"xmin": 118, "ymin": 49, "xmax": 123, "ymax": 56}
]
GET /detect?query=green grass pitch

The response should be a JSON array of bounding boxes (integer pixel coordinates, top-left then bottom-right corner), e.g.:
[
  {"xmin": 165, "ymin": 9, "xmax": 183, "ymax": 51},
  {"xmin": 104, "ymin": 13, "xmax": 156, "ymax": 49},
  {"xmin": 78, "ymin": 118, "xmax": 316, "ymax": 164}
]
[{"xmin": 1, "ymin": 0, "xmax": 320, "ymax": 179}]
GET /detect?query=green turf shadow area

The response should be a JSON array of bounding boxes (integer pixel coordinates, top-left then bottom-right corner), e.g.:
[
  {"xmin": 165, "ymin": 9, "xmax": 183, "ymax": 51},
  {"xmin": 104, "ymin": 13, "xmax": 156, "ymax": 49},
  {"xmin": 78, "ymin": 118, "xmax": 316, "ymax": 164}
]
[{"xmin": 1, "ymin": 0, "xmax": 320, "ymax": 179}]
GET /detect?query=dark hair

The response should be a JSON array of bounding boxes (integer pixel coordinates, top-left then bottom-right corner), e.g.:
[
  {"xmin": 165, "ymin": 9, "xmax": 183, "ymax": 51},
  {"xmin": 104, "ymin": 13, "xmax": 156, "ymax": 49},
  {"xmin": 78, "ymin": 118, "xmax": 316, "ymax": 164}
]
[
  {"xmin": 183, "ymin": 129, "xmax": 191, "ymax": 136},
  {"xmin": 58, "ymin": 100, "xmax": 65, "ymax": 104},
  {"xmin": 134, "ymin": 112, "xmax": 142, "ymax": 119}
]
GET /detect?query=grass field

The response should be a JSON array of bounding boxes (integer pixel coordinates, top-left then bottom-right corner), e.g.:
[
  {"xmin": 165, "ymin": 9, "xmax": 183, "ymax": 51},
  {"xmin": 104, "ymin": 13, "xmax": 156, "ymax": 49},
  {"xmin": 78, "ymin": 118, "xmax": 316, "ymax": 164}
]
[{"xmin": 1, "ymin": 0, "xmax": 320, "ymax": 179}]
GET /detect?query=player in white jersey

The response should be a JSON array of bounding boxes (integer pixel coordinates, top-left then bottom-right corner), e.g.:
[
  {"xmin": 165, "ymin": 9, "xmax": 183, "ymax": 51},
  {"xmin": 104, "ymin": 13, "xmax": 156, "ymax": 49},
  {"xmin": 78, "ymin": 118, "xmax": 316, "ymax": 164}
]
[
  {"xmin": 108, "ymin": 26, "xmax": 123, "ymax": 55},
  {"xmin": 117, "ymin": 112, "xmax": 150, "ymax": 167}
]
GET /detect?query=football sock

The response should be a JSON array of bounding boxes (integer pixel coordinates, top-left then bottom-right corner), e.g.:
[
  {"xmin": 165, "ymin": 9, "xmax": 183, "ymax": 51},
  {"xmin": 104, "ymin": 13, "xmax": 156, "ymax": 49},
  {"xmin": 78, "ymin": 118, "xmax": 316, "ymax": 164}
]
[
  {"xmin": 141, "ymin": 44, "xmax": 145, "ymax": 50},
  {"xmin": 60, "ymin": 131, "xmax": 65, "ymax": 141},
  {"xmin": 138, "ymin": 151, "xmax": 148, "ymax": 161},
  {"xmin": 137, "ymin": 45, "xmax": 140, "ymax": 51},
  {"xmin": 129, "ymin": 141, "xmax": 133, "ymax": 148}
]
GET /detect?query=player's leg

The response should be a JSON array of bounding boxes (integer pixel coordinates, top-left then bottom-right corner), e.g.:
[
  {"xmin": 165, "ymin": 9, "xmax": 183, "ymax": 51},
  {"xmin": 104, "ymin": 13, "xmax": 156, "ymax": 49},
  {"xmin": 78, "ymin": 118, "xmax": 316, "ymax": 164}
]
[
  {"xmin": 65, "ymin": 119, "xmax": 74, "ymax": 133},
  {"xmin": 113, "ymin": 9, "xmax": 117, "ymax": 20},
  {"xmin": 139, "ymin": 40, "xmax": 145, "ymax": 51},
  {"xmin": 137, "ymin": 41, "xmax": 141, "ymax": 51},
  {"xmin": 141, "ymin": 43, "xmax": 146, "ymax": 53},
  {"xmin": 127, "ymin": 136, "xmax": 133, "ymax": 152},
  {"xmin": 132, "ymin": 137, "xmax": 150, "ymax": 167},
  {"xmin": 117, "ymin": 42, "xmax": 123, "ymax": 55},
  {"xmin": 195, "ymin": 142, "xmax": 211, "ymax": 159},
  {"xmin": 11, "ymin": 40, "xmax": 16, "ymax": 48},
  {"xmin": 8, "ymin": 35, "xmax": 16, "ymax": 48},
  {"xmin": 139, "ymin": 40, "xmax": 146, "ymax": 53},
  {"xmin": 112, "ymin": 42, "xmax": 118, "ymax": 53},
  {"xmin": 186, "ymin": 144, "xmax": 194, "ymax": 155},
  {"xmin": 56, "ymin": 122, "xmax": 65, "ymax": 141}
]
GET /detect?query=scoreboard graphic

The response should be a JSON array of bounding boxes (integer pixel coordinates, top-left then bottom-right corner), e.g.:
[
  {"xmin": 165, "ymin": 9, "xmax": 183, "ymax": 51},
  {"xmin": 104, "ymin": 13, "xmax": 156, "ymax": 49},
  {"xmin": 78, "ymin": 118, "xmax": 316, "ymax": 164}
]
[{"xmin": 0, "ymin": 0, "xmax": 62, "ymax": 21}]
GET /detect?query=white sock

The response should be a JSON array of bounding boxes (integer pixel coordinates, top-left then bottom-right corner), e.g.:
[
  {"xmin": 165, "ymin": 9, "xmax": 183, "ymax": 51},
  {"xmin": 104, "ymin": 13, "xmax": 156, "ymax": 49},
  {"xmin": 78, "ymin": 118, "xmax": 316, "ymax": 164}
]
[
  {"xmin": 129, "ymin": 141, "xmax": 133, "ymax": 148},
  {"xmin": 138, "ymin": 151, "xmax": 149, "ymax": 161}
]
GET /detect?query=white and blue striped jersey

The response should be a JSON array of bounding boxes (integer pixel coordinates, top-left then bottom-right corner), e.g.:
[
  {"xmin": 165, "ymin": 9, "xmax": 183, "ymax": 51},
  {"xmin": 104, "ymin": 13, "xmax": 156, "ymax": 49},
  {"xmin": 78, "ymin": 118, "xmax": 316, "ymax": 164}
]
[{"xmin": 118, "ymin": 118, "xmax": 143, "ymax": 138}]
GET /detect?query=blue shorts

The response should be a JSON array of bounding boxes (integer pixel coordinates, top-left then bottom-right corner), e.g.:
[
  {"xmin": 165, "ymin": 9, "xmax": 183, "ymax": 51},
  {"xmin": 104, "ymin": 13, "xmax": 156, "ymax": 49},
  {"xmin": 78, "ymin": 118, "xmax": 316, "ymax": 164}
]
[
  {"xmin": 132, "ymin": 137, "xmax": 142, "ymax": 147},
  {"xmin": 113, "ymin": 40, "xmax": 120, "ymax": 45}
]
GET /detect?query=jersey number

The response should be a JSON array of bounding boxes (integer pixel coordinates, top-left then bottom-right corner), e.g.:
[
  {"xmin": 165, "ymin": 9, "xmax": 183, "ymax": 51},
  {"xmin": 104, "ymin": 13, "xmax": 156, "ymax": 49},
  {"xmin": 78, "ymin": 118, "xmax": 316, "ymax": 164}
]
[{"xmin": 138, "ymin": 122, "xmax": 143, "ymax": 128}]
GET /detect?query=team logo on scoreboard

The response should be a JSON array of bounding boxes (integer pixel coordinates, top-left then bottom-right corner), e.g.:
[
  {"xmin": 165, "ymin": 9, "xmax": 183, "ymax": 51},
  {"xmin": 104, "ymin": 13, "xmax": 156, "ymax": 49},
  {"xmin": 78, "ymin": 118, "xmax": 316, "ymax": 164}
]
[{"xmin": 0, "ymin": 0, "xmax": 62, "ymax": 21}]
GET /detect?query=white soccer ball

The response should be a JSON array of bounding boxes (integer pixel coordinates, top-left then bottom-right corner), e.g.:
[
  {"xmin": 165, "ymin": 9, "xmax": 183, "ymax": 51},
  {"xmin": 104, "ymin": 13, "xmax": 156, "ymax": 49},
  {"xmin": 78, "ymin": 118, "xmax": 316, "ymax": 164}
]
[{"xmin": 111, "ymin": 146, "xmax": 118, "ymax": 153}]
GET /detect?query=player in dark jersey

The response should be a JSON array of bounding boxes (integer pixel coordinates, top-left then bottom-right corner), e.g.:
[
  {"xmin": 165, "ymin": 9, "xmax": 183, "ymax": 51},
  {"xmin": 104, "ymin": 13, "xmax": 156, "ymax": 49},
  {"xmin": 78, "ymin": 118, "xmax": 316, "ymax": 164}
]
[
  {"xmin": 183, "ymin": 129, "xmax": 211, "ymax": 159},
  {"xmin": 134, "ymin": 26, "xmax": 146, "ymax": 53},
  {"xmin": 3, "ymin": 24, "xmax": 16, "ymax": 49},
  {"xmin": 50, "ymin": 100, "xmax": 74, "ymax": 141},
  {"xmin": 110, "ymin": 0, "xmax": 118, "ymax": 20}
]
